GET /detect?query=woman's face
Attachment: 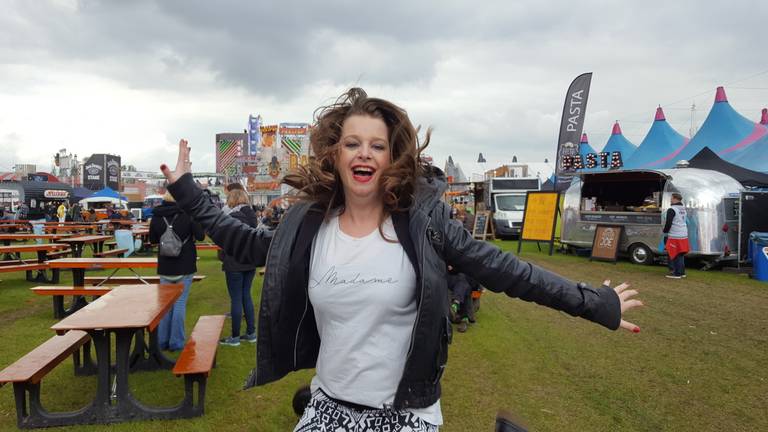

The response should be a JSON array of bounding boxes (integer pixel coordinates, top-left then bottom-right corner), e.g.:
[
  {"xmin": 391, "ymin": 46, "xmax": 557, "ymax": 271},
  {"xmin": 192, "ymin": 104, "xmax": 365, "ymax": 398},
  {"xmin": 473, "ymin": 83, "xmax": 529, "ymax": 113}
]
[{"xmin": 336, "ymin": 114, "xmax": 391, "ymax": 204}]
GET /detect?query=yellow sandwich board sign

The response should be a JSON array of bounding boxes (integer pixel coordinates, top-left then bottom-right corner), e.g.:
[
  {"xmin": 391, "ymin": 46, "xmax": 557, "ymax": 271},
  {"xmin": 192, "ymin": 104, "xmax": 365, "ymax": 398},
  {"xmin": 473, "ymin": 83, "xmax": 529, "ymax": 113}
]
[{"xmin": 517, "ymin": 191, "xmax": 560, "ymax": 255}]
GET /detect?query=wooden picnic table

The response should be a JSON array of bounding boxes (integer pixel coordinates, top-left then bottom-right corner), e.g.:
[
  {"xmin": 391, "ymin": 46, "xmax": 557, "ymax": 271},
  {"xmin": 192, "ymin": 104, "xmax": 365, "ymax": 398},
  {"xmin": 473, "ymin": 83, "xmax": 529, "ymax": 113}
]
[
  {"xmin": 45, "ymin": 257, "xmax": 158, "ymax": 317},
  {"xmin": 0, "ymin": 243, "xmax": 70, "ymax": 283},
  {"xmin": 43, "ymin": 225, "xmax": 96, "ymax": 234},
  {"xmin": 48, "ymin": 284, "xmax": 188, "ymax": 425},
  {"xmin": 0, "ymin": 234, "xmax": 73, "ymax": 260},
  {"xmin": 56, "ymin": 235, "xmax": 113, "ymax": 257},
  {"xmin": 0, "ymin": 233, "xmax": 72, "ymax": 245},
  {"xmin": 0, "ymin": 223, "xmax": 27, "ymax": 232}
]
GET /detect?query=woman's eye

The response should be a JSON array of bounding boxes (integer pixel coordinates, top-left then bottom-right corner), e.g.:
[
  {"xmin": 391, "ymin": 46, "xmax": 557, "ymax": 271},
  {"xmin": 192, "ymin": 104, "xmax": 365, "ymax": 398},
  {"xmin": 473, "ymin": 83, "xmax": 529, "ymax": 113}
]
[
  {"xmin": 344, "ymin": 142, "xmax": 359, "ymax": 149},
  {"xmin": 373, "ymin": 144, "xmax": 387, "ymax": 151}
]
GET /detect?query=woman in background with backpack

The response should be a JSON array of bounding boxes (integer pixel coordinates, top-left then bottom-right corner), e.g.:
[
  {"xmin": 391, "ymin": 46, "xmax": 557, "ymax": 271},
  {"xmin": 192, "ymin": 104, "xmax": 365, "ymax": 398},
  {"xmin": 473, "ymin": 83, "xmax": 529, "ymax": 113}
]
[
  {"xmin": 218, "ymin": 189, "xmax": 259, "ymax": 346},
  {"xmin": 149, "ymin": 191, "xmax": 206, "ymax": 351}
]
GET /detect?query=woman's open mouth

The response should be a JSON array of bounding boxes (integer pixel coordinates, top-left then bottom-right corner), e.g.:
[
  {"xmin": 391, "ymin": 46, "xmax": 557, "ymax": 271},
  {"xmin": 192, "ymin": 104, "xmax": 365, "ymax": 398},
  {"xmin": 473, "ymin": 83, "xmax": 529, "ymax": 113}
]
[{"xmin": 351, "ymin": 165, "xmax": 375, "ymax": 183}]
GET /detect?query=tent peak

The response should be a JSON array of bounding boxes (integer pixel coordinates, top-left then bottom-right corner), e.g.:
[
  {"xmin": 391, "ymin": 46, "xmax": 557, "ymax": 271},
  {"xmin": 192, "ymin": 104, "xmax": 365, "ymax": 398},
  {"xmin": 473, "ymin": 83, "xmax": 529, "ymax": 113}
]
[
  {"xmin": 761, "ymin": 108, "xmax": 767, "ymax": 125},
  {"xmin": 655, "ymin": 107, "xmax": 666, "ymax": 121},
  {"xmin": 611, "ymin": 121, "xmax": 622, "ymax": 135},
  {"xmin": 580, "ymin": 133, "xmax": 588, "ymax": 143},
  {"xmin": 715, "ymin": 86, "xmax": 728, "ymax": 103}
]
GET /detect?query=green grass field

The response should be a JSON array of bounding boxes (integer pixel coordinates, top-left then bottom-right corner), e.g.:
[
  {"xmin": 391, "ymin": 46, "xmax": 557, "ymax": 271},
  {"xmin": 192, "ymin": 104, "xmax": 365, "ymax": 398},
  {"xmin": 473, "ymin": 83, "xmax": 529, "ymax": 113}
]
[{"xmin": 0, "ymin": 242, "xmax": 766, "ymax": 431}]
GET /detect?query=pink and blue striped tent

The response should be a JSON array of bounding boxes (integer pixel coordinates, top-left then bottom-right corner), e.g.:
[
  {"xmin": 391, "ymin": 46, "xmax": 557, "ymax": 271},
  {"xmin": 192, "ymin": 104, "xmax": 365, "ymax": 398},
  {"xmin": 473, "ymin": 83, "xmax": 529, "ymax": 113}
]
[
  {"xmin": 730, "ymin": 109, "xmax": 768, "ymax": 173},
  {"xmin": 623, "ymin": 107, "xmax": 688, "ymax": 169},
  {"xmin": 666, "ymin": 87, "xmax": 768, "ymax": 166},
  {"xmin": 600, "ymin": 121, "xmax": 637, "ymax": 165}
]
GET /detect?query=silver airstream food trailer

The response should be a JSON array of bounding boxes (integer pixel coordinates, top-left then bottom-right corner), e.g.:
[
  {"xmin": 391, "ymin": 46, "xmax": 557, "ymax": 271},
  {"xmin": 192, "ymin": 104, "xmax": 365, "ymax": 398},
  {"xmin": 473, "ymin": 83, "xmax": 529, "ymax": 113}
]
[{"xmin": 561, "ymin": 168, "xmax": 743, "ymax": 265}]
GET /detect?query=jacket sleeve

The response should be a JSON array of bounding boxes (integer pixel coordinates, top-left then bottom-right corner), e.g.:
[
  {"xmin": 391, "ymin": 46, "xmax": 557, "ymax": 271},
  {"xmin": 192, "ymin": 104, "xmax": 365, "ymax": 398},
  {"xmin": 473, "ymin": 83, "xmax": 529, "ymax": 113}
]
[
  {"xmin": 192, "ymin": 220, "xmax": 205, "ymax": 241},
  {"xmin": 167, "ymin": 173, "xmax": 270, "ymax": 266},
  {"xmin": 662, "ymin": 208, "xmax": 675, "ymax": 234},
  {"xmin": 441, "ymin": 207, "xmax": 621, "ymax": 330}
]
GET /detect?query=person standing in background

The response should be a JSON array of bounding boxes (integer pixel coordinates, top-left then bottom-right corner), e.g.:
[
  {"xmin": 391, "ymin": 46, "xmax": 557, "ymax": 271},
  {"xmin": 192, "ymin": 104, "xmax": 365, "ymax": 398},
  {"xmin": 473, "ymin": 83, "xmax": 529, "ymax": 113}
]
[
  {"xmin": 149, "ymin": 192, "xmax": 206, "ymax": 351},
  {"xmin": 221, "ymin": 182, "xmax": 245, "ymax": 215},
  {"xmin": 57, "ymin": 202, "xmax": 68, "ymax": 224},
  {"xmin": 663, "ymin": 193, "xmax": 689, "ymax": 279},
  {"xmin": 218, "ymin": 189, "xmax": 259, "ymax": 346}
]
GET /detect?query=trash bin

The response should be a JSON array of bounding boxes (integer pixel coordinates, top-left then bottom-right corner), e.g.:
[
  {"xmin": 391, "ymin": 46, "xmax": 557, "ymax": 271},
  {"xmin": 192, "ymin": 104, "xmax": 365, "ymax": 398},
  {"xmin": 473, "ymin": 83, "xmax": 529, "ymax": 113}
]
[{"xmin": 749, "ymin": 232, "xmax": 768, "ymax": 282}]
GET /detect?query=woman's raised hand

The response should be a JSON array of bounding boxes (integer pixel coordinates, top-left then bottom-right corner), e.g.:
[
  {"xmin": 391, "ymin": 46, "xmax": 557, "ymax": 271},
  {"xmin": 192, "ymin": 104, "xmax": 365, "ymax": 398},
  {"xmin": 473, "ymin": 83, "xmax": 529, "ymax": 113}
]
[
  {"xmin": 160, "ymin": 139, "xmax": 192, "ymax": 185},
  {"xmin": 605, "ymin": 280, "xmax": 644, "ymax": 333}
]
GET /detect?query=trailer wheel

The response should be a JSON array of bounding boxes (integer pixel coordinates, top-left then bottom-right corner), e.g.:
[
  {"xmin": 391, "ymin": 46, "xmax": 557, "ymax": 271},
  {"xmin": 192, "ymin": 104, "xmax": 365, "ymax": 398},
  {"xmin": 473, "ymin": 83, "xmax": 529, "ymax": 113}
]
[{"xmin": 629, "ymin": 243, "xmax": 653, "ymax": 265}]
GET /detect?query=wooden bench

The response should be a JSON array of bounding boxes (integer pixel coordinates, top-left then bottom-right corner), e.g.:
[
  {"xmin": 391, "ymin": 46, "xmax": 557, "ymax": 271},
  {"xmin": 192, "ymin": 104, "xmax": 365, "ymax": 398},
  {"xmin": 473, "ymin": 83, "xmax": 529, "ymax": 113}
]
[
  {"xmin": 45, "ymin": 249, "xmax": 72, "ymax": 260},
  {"xmin": 0, "ymin": 263, "xmax": 51, "ymax": 282},
  {"xmin": 170, "ymin": 315, "xmax": 225, "ymax": 417},
  {"xmin": 92, "ymin": 248, "xmax": 129, "ymax": 258},
  {"xmin": 104, "ymin": 241, "xmax": 117, "ymax": 250},
  {"xmin": 0, "ymin": 331, "xmax": 91, "ymax": 428},
  {"xmin": 83, "ymin": 275, "xmax": 206, "ymax": 285}
]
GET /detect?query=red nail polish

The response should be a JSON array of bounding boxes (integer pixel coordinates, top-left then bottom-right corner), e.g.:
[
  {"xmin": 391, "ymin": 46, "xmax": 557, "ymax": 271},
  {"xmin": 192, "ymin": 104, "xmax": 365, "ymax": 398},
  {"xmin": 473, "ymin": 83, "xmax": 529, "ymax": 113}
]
[
  {"xmin": 632, "ymin": 327, "xmax": 640, "ymax": 333},
  {"xmin": 160, "ymin": 164, "xmax": 167, "ymax": 170}
]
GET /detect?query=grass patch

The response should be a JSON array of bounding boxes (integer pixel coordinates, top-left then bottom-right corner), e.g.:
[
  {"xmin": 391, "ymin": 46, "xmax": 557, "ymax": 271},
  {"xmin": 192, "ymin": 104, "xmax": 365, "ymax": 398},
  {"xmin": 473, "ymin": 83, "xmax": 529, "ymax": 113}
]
[{"xmin": 0, "ymin": 243, "xmax": 766, "ymax": 431}]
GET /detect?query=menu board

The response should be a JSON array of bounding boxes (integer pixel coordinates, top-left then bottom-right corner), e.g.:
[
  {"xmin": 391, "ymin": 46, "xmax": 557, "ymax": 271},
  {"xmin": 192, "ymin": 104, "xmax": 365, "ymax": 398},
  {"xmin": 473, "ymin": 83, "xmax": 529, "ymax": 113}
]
[
  {"xmin": 472, "ymin": 211, "xmax": 491, "ymax": 240},
  {"xmin": 590, "ymin": 225, "xmax": 623, "ymax": 262},
  {"xmin": 521, "ymin": 192, "xmax": 559, "ymax": 241}
]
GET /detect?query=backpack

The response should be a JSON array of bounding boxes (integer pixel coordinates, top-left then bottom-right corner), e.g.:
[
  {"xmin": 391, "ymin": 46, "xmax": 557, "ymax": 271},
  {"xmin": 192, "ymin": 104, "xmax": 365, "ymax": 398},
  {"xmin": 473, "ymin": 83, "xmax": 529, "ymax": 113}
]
[{"xmin": 159, "ymin": 214, "xmax": 188, "ymax": 257}]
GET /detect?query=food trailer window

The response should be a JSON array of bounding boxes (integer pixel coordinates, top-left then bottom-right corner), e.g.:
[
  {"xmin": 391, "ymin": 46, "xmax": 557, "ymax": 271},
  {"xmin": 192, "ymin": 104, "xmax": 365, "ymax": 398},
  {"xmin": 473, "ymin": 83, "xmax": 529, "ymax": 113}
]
[{"xmin": 580, "ymin": 172, "xmax": 667, "ymax": 212}]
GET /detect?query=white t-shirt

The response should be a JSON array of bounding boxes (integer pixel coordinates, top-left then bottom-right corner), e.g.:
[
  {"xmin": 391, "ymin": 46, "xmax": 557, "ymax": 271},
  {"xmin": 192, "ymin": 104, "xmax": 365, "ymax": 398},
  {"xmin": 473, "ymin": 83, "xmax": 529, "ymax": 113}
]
[{"xmin": 308, "ymin": 213, "xmax": 443, "ymax": 426}]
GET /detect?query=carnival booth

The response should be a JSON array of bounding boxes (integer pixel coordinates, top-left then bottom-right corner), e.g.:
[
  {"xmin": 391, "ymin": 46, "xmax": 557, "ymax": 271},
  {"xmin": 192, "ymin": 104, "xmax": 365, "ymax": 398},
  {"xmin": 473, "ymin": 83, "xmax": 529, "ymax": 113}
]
[
  {"xmin": 560, "ymin": 168, "xmax": 743, "ymax": 266},
  {"xmin": 0, "ymin": 179, "xmax": 73, "ymax": 219},
  {"xmin": 79, "ymin": 187, "xmax": 129, "ymax": 220}
]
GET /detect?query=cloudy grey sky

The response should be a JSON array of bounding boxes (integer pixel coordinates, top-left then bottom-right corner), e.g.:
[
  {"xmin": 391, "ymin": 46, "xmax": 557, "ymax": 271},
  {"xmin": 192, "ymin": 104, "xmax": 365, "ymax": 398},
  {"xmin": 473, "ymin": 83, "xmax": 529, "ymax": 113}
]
[{"xmin": 1, "ymin": 0, "xmax": 767, "ymax": 176}]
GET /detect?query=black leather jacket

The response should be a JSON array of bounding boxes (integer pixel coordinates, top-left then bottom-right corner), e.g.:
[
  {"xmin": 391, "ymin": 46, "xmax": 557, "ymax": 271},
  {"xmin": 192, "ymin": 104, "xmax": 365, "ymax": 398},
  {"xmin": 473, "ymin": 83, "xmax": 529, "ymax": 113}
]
[{"xmin": 167, "ymin": 172, "xmax": 620, "ymax": 410}]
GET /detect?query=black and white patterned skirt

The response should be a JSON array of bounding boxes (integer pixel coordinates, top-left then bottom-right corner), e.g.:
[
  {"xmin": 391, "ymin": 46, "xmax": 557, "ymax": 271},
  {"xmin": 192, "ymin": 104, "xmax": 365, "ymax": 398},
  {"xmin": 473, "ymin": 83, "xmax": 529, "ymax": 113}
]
[{"xmin": 294, "ymin": 390, "xmax": 439, "ymax": 432}]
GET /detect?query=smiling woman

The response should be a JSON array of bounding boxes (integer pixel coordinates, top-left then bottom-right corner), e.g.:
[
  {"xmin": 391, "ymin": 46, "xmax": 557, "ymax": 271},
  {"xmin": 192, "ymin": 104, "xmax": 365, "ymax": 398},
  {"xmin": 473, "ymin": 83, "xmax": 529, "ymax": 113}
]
[{"xmin": 159, "ymin": 87, "xmax": 643, "ymax": 431}]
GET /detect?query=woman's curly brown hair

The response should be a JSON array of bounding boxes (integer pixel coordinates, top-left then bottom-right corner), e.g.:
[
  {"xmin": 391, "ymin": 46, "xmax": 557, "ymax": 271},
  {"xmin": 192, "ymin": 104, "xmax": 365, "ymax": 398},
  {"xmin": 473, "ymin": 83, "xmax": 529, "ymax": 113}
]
[{"xmin": 283, "ymin": 88, "xmax": 431, "ymax": 217}]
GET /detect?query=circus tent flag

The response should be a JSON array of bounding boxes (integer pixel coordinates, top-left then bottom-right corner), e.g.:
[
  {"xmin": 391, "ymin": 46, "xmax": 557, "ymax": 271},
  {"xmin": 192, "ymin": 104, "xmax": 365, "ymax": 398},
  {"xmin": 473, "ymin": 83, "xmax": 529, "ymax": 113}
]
[
  {"xmin": 624, "ymin": 107, "xmax": 688, "ymax": 169},
  {"xmin": 670, "ymin": 86, "xmax": 768, "ymax": 165},
  {"xmin": 600, "ymin": 121, "xmax": 636, "ymax": 163}
]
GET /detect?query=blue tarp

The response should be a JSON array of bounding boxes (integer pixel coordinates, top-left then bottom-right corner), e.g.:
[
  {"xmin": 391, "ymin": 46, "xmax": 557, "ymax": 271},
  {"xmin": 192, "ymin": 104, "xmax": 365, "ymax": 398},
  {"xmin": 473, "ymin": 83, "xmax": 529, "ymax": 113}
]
[{"xmin": 89, "ymin": 187, "xmax": 128, "ymax": 201}]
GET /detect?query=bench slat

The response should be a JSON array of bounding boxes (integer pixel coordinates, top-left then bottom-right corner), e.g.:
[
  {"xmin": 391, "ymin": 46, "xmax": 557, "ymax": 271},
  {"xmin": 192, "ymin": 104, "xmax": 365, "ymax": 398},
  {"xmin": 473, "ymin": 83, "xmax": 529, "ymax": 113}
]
[
  {"xmin": 92, "ymin": 248, "xmax": 129, "ymax": 258},
  {"xmin": 0, "ymin": 263, "xmax": 48, "ymax": 273},
  {"xmin": 0, "ymin": 331, "xmax": 89, "ymax": 385},
  {"xmin": 173, "ymin": 315, "xmax": 225, "ymax": 377},
  {"xmin": 30, "ymin": 286, "xmax": 112, "ymax": 296}
]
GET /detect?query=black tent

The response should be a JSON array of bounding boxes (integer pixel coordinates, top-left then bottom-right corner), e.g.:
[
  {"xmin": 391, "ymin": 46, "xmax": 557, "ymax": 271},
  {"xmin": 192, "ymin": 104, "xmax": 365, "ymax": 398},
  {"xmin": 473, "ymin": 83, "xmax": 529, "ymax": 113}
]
[{"xmin": 688, "ymin": 147, "xmax": 768, "ymax": 189}]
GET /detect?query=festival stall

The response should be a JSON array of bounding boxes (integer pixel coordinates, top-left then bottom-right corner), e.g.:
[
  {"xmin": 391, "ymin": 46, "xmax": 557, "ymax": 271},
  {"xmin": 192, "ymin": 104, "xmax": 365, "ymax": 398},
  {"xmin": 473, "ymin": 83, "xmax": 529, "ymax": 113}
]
[{"xmin": 560, "ymin": 168, "xmax": 742, "ymax": 266}]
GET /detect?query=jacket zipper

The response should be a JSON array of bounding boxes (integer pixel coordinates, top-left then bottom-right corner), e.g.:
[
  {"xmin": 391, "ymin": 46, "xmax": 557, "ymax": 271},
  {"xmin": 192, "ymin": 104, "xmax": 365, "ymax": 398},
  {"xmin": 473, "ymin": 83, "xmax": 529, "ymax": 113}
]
[
  {"xmin": 405, "ymin": 216, "xmax": 429, "ymax": 363},
  {"xmin": 293, "ymin": 280, "xmax": 310, "ymax": 369}
]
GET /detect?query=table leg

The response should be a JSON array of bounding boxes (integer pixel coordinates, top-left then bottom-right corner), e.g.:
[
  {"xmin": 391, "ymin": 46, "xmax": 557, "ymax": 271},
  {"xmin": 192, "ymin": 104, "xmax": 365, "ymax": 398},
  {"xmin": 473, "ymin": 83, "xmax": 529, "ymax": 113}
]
[
  {"xmin": 111, "ymin": 328, "xmax": 203, "ymax": 421},
  {"xmin": 53, "ymin": 269, "xmax": 88, "ymax": 318},
  {"xmin": 128, "ymin": 328, "xmax": 175, "ymax": 371}
]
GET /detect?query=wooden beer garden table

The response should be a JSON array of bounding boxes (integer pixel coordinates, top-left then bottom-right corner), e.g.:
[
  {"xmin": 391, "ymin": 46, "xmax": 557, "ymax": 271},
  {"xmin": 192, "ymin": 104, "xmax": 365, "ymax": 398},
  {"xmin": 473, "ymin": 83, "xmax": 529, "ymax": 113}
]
[
  {"xmin": 43, "ymin": 224, "xmax": 97, "ymax": 234},
  {"xmin": 47, "ymin": 284, "xmax": 187, "ymax": 425},
  {"xmin": 0, "ymin": 243, "xmax": 70, "ymax": 283},
  {"xmin": 0, "ymin": 234, "xmax": 72, "ymax": 260},
  {"xmin": 56, "ymin": 235, "xmax": 113, "ymax": 258},
  {"xmin": 44, "ymin": 257, "xmax": 158, "ymax": 318},
  {"xmin": 0, "ymin": 233, "xmax": 72, "ymax": 246}
]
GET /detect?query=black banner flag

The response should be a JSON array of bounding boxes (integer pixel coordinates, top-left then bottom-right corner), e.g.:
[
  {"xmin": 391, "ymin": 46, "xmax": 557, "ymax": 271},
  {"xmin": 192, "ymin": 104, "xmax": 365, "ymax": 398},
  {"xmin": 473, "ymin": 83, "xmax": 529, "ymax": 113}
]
[{"xmin": 554, "ymin": 73, "xmax": 592, "ymax": 190}]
